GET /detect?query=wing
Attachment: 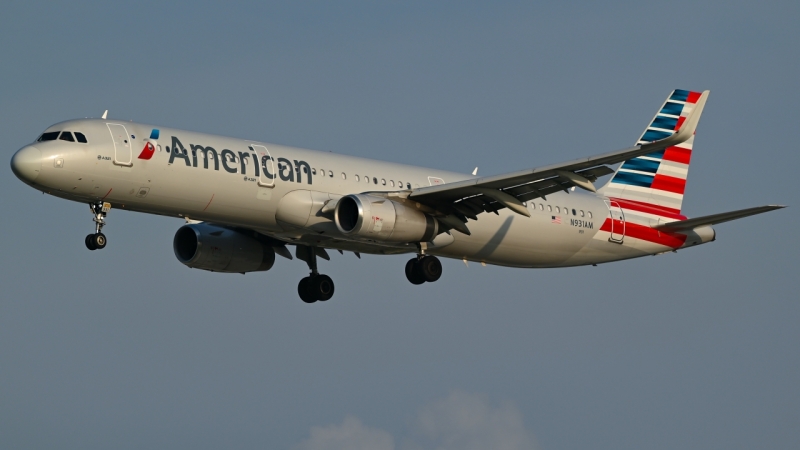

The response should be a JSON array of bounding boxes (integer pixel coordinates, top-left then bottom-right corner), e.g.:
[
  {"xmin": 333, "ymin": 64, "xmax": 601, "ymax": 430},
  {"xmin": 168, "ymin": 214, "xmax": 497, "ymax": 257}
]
[{"xmin": 406, "ymin": 91, "xmax": 710, "ymax": 235}]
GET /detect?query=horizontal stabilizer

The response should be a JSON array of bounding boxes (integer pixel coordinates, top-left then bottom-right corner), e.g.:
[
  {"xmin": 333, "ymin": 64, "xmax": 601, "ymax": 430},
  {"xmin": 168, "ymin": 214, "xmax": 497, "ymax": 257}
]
[{"xmin": 655, "ymin": 205, "xmax": 785, "ymax": 231}]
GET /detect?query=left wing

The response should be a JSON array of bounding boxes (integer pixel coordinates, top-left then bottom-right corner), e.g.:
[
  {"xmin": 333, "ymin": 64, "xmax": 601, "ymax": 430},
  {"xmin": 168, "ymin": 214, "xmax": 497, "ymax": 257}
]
[{"xmin": 406, "ymin": 91, "xmax": 709, "ymax": 235}]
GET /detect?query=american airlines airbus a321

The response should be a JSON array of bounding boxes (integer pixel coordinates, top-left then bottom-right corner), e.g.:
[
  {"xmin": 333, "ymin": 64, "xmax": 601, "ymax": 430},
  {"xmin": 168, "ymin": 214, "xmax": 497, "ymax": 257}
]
[{"xmin": 10, "ymin": 90, "xmax": 784, "ymax": 303}]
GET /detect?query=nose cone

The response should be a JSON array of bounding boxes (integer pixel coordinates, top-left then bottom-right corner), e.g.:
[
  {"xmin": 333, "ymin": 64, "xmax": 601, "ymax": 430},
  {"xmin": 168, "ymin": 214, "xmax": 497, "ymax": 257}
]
[{"xmin": 10, "ymin": 145, "xmax": 41, "ymax": 184}]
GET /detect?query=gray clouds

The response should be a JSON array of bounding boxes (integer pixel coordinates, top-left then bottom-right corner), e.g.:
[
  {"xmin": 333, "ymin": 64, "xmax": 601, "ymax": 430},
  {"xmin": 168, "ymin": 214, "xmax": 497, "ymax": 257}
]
[{"xmin": 296, "ymin": 391, "xmax": 538, "ymax": 450}]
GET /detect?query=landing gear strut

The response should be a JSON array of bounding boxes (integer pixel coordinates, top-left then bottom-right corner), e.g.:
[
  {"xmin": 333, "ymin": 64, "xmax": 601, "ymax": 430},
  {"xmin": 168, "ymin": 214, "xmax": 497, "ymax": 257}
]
[
  {"xmin": 405, "ymin": 255, "xmax": 442, "ymax": 284},
  {"xmin": 296, "ymin": 246, "xmax": 335, "ymax": 303},
  {"xmin": 85, "ymin": 201, "xmax": 110, "ymax": 251}
]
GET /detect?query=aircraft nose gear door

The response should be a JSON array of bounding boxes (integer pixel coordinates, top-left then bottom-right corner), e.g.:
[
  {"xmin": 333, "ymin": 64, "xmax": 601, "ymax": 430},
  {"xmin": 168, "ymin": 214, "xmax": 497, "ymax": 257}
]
[
  {"xmin": 606, "ymin": 200, "xmax": 625, "ymax": 243},
  {"xmin": 250, "ymin": 144, "xmax": 275, "ymax": 188},
  {"xmin": 107, "ymin": 123, "xmax": 133, "ymax": 167}
]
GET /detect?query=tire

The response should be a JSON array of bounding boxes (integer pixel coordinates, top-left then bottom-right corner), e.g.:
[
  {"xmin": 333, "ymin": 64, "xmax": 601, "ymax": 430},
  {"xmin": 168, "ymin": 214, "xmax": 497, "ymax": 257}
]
[
  {"xmin": 419, "ymin": 256, "xmax": 442, "ymax": 282},
  {"xmin": 311, "ymin": 274, "xmax": 335, "ymax": 301},
  {"xmin": 298, "ymin": 277, "xmax": 316, "ymax": 303},
  {"xmin": 85, "ymin": 234, "xmax": 97, "ymax": 251},
  {"xmin": 92, "ymin": 233, "xmax": 107, "ymax": 250},
  {"xmin": 405, "ymin": 258, "xmax": 425, "ymax": 285}
]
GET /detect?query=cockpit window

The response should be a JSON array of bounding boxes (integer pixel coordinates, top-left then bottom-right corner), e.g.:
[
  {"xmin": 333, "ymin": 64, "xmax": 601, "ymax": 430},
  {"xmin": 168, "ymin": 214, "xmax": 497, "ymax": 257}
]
[
  {"xmin": 59, "ymin": 131, "xmax": 75, "ymax": 142},
  {"xmin": 37, "ymin": 131, "xmax": 60, "ymax": 142},
  {"xmin": 74, "ymin": 132, "xmax": 88, "ymax": 143}
]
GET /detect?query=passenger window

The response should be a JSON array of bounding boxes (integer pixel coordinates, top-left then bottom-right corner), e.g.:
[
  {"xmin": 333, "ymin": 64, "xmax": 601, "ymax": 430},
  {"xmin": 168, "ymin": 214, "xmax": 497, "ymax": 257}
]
[
  {"xmin": 59, "ymin": 131, "xmax": 75, "ymax": 142},
  {"xmin": 547, "ymin": 205, "xmax": 552, "ymax": 212},
  {"xmin": 74, "ymin": 132, "xmax": 88, "ymax": 143},
  {"xmin": 580, "ymin": 210, "xmax": 585, "ymax": 217},
  {"xmin": 328, "ymin": 170, "xmax": 333, "ymax": 178},
  {"xmin": 341, "ymin": 172, "xmax": 346, "ymax": 180},
  {"xmin": 588, "ymin": 211, "xmax": 593, "ymax": 218},
  {"xmin": 312, "ymin": 168, "xmax": 317, "ymax": 175},
  {"xmin": 390, "ymin": 180, "xmax": 395, "ymax": 187},
  {"xmin": 373, "ymin": 177, "xmax": 378, "ymax": 184},
  {"xmin": 355, "ymin": 175, "xmax": 360, "ymax": 182},
  {"xmin": 572, "ymin": 209, "xmax": 576, "ymax": 216},
  {"xmin": 539, "ymin": 204, "xmax": 544, "ymax": 210},
  {"xmin": 381, "ymin": 178, "xmax": 386, "ymax": 185},
  {"xmin": 398, "ymin": 180, "xmax": 402, "ymax": 187},
  {"xmin": 366, "ymin": 176, "xmax": 370, "ymax": 184},
  {"xmin": 555, "ymin": 206, "xmax": 560, "ymax": 213},
  {"xmin": 38, "ymin": 131, "xmax": 60, "ymax": 141}
]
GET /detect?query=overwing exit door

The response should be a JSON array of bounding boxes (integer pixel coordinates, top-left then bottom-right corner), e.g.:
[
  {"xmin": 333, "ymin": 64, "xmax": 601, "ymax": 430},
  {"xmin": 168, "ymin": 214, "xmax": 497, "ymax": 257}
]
[
  {"xmin": 107, "ymin": 123, "xmax": 132, "ymax": 167},
  {"xmin": 606, "ymin": 200, "xmax": 625, "ymax": 243}
]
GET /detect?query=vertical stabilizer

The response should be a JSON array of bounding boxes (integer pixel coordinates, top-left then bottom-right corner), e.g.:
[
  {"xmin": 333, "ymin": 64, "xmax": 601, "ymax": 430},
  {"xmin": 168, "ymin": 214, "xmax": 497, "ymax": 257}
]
[{"xmin": 600, "ymin": 89, "xmax": 707, "ymax": 215}]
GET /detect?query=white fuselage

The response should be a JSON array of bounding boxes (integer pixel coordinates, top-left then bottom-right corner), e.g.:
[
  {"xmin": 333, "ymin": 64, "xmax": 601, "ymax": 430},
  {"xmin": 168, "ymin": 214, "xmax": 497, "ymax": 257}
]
[{"xmin": 13, "ymin": 119, "xmax": 714, "ymax": 268}]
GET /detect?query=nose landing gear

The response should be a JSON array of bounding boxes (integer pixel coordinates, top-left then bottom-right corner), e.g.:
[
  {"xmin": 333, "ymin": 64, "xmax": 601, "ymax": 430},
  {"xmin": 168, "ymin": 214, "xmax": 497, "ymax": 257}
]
[
  {"xmin": 405, "ymin": 255, "xmax": 442, "ymax": 284},
  {"xmin": 85, "ymin": 201, "xmax": 110, "ymax": 251}
]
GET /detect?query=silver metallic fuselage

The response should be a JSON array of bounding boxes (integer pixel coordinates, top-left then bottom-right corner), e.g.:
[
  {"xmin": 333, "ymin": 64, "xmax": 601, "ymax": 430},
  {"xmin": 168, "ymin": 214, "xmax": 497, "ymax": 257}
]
[{"xmin": 11, "ymin": 119, "xmax": 714, "ymax": 268}]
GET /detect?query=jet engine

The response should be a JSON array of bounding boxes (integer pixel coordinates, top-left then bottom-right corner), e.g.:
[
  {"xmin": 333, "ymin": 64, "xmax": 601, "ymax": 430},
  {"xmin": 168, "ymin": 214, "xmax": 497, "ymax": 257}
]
[
  {"xmin": 334, "ymin": 194, "xmax": 438, "ymax": 243},
  {"xmin": 173, "ymin": 223, "xmax": 276, "ymax": 273}
]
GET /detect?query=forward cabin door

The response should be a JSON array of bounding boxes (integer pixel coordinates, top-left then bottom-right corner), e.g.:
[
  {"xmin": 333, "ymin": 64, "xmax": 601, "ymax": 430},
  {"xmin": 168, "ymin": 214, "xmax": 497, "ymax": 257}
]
[
  {"xmin": 606, "ymin": 200, "xmax": 625, "ymax": 243},
  {"xmin": 107, "ymin": 123, "xmax": 133, "ymax": 167},
  {"xmin": 250, "ymin": 144, "xmax": 275, "ymax": 188}
]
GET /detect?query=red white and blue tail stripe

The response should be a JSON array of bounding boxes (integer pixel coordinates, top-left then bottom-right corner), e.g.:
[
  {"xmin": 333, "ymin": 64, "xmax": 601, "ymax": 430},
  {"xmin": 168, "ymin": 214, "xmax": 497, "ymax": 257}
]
[{"xmin": 600, "ymin": 89, "xmax": 702, "ymax": 215}]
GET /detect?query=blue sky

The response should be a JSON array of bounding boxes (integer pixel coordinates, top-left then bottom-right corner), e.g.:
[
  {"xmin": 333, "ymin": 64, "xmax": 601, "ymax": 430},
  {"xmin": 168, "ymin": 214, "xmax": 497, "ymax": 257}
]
[{"xmin": 1, "ymin": 1, "xmax": 798, "ymax": 449}]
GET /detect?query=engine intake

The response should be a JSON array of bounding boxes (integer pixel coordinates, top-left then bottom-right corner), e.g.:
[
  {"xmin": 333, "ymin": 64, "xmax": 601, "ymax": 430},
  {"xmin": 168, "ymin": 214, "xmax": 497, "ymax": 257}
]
[
  {"xmin": 334, "ymin": 194, "xmax": 438, "ymax": 243},
  {"xmin": 173, "ymin": 223, "xmax": 275, "ymax": 273}
]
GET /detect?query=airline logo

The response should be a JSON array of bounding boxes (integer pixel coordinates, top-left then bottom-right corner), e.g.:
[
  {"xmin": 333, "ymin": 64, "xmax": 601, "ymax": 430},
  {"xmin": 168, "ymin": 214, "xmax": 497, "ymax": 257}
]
[{"xmin": 137, "ymin": 129, "xmax": 159, "ymax": 160}]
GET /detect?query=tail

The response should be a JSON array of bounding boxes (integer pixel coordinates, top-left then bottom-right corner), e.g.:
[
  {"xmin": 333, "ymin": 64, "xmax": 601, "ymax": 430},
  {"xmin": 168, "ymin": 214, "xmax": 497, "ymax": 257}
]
[{"xmin": 600, "ymin": 89, "xmax": 706, "ymax": 215}]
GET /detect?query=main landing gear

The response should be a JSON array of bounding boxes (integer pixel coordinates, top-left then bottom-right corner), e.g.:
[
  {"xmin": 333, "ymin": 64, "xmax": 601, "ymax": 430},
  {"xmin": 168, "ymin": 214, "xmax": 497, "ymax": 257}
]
[
  {"xmin": 405, "ymin": 255, "xmax": 442, "ymax": 285},
  {"xmin": 296, "ymin": 246, "xmax": 335, "ymax": 303},
  {"xmin": 85, "ymin": 201, "xmax": 110, "ymax": 251}
]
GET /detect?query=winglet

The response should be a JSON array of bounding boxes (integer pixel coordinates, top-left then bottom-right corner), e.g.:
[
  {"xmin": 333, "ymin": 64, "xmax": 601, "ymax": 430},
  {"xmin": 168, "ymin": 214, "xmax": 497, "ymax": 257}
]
[
  {"xmin": 640, "ymin": 90, "xmax": 709, "ymax": 151},
  {"xmin": 101, "ymin": 110, "xmax": 108, "ymax": 120}
]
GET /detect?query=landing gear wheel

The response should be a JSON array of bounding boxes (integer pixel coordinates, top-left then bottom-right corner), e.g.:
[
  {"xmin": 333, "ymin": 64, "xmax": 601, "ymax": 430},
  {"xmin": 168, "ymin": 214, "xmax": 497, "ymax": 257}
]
[
  {"xmin": 419, "ymin": 255, "xmax": 442, "ymax": 282},
  {"xmin": 298, "ymin": 275, "xmax": 335, "ymax": 303},
  {"xmin": 309, "ymin": 274, "xmax": 335, "ymax": 301},
  {"xmin": 92, "ymin": 233, "xmax": 107, "ymax": 250},
  {"xmin": 405, "ymin": 258, "xmax": 426, "ymax": 285},
  {"xmin": 87, "ymin": 202, "xmax": 109, "ymax": 251},
  {"xmin": 298, "ymin": 277, "xmax": 316, "ymax": 303}
]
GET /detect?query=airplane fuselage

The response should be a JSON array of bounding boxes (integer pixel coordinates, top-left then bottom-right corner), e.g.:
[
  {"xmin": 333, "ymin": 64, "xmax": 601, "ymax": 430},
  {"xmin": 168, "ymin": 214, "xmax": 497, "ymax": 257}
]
[{"xmin": 12, "ymin": 118, "xmax": 714, "ymax": 269}]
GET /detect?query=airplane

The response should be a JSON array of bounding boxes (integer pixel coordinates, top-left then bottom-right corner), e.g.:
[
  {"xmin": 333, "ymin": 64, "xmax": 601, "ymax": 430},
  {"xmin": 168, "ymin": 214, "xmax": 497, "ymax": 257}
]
[{"xmin": 10, "ymin": 89, "xmax": 784, "ymax": 303}]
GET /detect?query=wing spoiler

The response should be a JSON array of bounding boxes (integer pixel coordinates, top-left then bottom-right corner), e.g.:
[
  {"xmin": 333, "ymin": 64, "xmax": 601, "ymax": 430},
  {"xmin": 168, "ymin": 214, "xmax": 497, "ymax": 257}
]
[{"xmin": 654, "ymin": 205, "xmax": 786, "ymax": 232}]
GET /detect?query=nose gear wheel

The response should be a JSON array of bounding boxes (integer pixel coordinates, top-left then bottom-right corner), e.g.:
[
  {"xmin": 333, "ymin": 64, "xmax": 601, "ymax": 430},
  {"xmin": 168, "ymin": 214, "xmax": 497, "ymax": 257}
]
[{"xmin": 85, "ymin": 201, "xmax": 110, "ymax": 251}]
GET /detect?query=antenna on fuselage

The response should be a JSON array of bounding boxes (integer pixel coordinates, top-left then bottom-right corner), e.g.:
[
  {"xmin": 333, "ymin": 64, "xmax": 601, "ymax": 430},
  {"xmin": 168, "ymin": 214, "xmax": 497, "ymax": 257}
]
[{"xmin": 101, "ymin": 110, "xmax": 108, "ymax": 119}]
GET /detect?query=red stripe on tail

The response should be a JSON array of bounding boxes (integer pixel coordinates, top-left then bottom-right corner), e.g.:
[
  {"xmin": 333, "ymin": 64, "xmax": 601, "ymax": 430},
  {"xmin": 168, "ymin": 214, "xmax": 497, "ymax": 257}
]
[
  {"xmin": 662, "ymin": 146, "xmax": 692, "ymax": 165},
  {"xmin": 651, "ymin": 174, "xmax": 686, "ymax": 195}
]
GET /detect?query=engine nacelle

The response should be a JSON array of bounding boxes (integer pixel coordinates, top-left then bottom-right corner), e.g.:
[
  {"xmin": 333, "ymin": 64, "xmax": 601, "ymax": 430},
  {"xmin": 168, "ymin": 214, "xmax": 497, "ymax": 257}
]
[
  {"xmin": 173, "ymin": 223, "xmax": 276, "ymax": 273},
  {"xmin": 334, "ymin": 194, "xmax": 438, "ymax": 243}
]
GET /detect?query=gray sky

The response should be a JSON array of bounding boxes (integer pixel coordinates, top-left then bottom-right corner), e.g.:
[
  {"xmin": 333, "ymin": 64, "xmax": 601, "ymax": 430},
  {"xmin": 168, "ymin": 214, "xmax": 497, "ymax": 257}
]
[{"xmin": 1, "ymin": 1, "xmax": 798, "ymax": 449}]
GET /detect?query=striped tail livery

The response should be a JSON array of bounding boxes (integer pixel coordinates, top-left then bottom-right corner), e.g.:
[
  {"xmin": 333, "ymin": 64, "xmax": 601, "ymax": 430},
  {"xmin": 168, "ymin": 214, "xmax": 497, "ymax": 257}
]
[{"xmin": 600, "ymin": 89, "xmax": 700, "ymax": 217}]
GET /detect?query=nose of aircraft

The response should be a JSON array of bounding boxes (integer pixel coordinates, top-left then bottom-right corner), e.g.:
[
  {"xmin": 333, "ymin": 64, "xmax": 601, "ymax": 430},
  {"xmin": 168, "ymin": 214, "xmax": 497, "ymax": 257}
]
[{"xmin": 10, "ymin": 145, "xmax": 42, "ymax": 184}]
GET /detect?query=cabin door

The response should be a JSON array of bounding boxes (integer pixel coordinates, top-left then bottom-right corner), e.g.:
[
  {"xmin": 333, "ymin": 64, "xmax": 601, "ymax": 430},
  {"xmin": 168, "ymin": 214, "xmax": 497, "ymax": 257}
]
[
  {"xmin": 107, "ymin": 123, "xmax": 132, "ymax": 167},
  {"xmin": 606, "ymin": 200, "xmax": 625, "ymax": 243}
]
